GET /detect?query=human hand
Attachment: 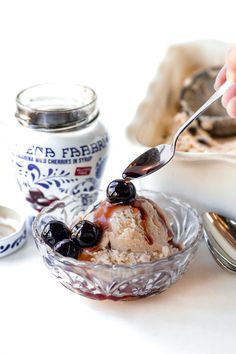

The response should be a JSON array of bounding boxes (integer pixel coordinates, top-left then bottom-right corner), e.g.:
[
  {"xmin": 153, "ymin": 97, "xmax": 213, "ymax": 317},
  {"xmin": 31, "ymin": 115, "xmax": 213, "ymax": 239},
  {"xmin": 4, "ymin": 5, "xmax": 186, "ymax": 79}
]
[{"xmin": 215, "ymin": 45, "xmax": 236, "ymax": 118}]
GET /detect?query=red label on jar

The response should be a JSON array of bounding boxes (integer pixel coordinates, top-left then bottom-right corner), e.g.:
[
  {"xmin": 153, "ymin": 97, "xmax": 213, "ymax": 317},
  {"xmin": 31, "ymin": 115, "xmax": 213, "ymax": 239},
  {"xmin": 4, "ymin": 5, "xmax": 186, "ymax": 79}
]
[{"xmin": 75, "ymin": 167, "xmax": 91, "ymax": 176}]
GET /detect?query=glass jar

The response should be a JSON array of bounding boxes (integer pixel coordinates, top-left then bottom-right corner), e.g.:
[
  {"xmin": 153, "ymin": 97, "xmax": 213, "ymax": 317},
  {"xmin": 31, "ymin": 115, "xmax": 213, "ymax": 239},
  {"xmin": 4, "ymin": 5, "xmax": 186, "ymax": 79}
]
[{"xmin": 12, "ymin": 83, "xmax": 109, "ymax": 211}]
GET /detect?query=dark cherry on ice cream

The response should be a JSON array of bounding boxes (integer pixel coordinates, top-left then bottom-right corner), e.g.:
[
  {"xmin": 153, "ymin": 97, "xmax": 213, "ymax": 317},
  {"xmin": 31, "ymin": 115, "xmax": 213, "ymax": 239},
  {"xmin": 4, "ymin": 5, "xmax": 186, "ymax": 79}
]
[
  {"xmin": 41, "ymin": 218, "xmax": 103, "ymax": 258},
  {"xmin": 53, "ymin": 239, "xmax": 79, "ymax": 258},
  {"xmin": 71, "ymin": 220, "xmax": 102, "ymax": 248},
  {"xmin": 42, "ymin": 220, "xmax": 71, "ymax": 247},
  {"xmin": 106, "ymin": 179, "xmax": 136, "ymax": 204}
]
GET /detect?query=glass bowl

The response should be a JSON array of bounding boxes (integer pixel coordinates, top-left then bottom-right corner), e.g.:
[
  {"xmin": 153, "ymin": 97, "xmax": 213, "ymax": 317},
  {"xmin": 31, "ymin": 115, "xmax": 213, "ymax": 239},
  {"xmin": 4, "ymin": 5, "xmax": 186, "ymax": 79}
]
[{"xmin": 32, "ymin": 190, "xmax": 203, "ymax": 301}]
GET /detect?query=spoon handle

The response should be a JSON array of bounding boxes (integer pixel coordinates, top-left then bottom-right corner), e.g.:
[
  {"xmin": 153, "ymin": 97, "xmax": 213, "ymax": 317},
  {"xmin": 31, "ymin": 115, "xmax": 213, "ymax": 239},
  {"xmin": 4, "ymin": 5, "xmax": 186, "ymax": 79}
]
[{"xmin": 173, "ymin": 81, "xmax": 231, "ymax": 145}]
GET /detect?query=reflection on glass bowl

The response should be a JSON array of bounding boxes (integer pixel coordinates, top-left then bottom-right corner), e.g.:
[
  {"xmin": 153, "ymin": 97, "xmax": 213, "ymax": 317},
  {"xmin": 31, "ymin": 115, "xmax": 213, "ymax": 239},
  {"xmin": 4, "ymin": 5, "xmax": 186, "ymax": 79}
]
[{"xmin": 32, "ymin": 190, "xmax": 203, "ymax": 301}]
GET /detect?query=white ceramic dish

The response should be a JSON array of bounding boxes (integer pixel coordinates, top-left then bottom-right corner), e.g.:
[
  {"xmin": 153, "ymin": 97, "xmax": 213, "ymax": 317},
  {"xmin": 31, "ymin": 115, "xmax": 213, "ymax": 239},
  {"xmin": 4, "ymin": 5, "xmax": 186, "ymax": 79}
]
[
  {"xmin": 127, "ymin": 142, "xmax": 236, "ymax": 220},
  {"xmin": 0, "ymin": 205, "xmax": 27, "ymax": 257}
]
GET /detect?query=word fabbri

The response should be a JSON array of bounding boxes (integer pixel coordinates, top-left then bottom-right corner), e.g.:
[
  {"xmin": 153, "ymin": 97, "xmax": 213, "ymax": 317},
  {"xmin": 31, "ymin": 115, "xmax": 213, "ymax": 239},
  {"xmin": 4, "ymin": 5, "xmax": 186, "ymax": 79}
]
[{"xmin": 25, "ymin": 136, "xmax": 108, "ymax": 158}]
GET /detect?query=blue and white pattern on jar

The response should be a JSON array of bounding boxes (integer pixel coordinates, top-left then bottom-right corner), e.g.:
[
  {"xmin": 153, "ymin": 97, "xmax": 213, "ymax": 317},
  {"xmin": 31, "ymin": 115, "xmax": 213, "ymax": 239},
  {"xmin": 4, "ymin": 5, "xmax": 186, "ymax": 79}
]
[{"xmin": 13, "ymin": 132, "xmax": 109, "ymax": 211}]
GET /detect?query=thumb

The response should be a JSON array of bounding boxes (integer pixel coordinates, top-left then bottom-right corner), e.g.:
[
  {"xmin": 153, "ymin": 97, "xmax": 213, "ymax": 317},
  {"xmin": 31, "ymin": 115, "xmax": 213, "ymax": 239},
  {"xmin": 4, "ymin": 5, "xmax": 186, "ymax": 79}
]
[{"xmin": 226, "ymin": 45, "xmax": 236, "ymax": 83}]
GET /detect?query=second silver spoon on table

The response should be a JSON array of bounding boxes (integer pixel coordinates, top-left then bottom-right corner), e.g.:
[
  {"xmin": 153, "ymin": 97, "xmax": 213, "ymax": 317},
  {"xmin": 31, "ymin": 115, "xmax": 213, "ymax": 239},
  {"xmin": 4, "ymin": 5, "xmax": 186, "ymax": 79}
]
[
  {"xmin": 203, "ymin": 211, "xmax": 236, "ymax": 273},
  {"xmin": 123, "ymin": 81, "xmax": 231, "ymax": 180}
]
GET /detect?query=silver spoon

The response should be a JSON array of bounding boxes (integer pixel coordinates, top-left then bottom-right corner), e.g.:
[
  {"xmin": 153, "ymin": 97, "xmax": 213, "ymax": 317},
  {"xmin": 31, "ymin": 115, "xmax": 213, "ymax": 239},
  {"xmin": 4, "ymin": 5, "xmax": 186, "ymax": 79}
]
[
  {"xmin": 206, "ymin": 238, "xmax": 236, "ymax": 272},
  {"xmin": 202, "ymin": 212, "xmax": 236, "ymax": 273},
  {"xmin": 123, "ymin": 81, "xmax": 231, "ymax": 179}
]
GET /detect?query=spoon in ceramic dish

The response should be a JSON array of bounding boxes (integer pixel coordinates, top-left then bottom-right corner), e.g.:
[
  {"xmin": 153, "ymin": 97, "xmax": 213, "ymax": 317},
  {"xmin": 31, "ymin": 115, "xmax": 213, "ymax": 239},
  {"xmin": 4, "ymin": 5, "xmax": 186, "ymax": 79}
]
[
  {"xmin": 202, "ymin": 212, "xmax": 236, "ymax": 273},
  {"xmin": 123, "ymin": 81, "xmax": 231, "ymax": 180}
]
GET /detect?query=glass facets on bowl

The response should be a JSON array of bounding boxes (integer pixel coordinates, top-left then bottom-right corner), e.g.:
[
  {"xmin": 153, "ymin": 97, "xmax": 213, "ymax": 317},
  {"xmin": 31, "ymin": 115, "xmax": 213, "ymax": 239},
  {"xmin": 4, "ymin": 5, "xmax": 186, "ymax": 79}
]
[{"xmin": 32, "ymin": 190, "xmax": 203, "ymax": 301}]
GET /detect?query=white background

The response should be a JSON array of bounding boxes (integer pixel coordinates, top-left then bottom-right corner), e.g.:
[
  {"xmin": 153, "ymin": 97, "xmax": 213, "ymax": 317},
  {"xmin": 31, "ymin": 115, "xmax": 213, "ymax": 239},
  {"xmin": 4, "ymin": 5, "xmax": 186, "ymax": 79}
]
[{"xmin": 0, "ymin": 1, "xmax": 236, "ymax": 354}]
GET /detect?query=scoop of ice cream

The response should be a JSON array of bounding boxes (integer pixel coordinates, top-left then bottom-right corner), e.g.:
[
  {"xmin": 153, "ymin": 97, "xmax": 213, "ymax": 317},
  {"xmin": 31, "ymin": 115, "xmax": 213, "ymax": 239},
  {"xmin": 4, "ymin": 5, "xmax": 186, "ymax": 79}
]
[{"xmin": 84, "ymin": 196, "xmax": 173, "ymax": 253}]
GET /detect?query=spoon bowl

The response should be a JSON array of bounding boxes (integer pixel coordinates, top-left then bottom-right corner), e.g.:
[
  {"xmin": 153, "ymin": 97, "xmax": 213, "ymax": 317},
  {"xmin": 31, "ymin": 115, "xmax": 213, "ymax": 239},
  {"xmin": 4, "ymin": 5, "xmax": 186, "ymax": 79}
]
[
  {"xmin": 123, "ymin": 144, "xmax": 173, "ymax": 179},
  {"xmin": 203, "ymin": 211, "xmax": 236, "ymax": 273},
  {"xmin": 205, "ymin": 236, "xmax": 236, "ymax": 272}
]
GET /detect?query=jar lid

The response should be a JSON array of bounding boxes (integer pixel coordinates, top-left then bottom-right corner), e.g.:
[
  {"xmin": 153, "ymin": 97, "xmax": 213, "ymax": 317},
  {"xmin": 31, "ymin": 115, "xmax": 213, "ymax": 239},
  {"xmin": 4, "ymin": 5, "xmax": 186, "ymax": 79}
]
[
  {"xmin": 15, "ymin": 83, "xmax": 99, "ymax": 131},
  {"xmin": 0, "ymin": 204, "xmax": 26, "ymax": 258}
]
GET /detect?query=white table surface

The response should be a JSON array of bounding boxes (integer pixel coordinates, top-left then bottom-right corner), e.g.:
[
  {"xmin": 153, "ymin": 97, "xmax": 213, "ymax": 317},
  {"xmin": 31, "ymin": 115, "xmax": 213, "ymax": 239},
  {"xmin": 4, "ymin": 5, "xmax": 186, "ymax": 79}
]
[{"xmin": 0, "ymin": 1, "xmax": 236, "ymax": 353}]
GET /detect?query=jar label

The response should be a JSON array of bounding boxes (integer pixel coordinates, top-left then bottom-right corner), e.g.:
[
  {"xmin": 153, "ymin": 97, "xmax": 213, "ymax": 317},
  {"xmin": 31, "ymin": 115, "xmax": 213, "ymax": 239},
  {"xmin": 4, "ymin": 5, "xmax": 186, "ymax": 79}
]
[
  {"xmin": 12, "ymin": 133, "xmax": 109, "ymax": 211},
  {"xmin": 75, "ymin": 167, "xmax": 92, "ymax": 176}
]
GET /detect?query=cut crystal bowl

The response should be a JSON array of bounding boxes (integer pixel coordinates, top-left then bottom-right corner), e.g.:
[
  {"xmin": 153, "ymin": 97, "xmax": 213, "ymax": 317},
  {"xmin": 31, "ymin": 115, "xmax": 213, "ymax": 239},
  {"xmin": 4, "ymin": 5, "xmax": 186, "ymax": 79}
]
[{"xmin": 32, "ymin": 190, "xmax": 203, "ymax": 301}]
